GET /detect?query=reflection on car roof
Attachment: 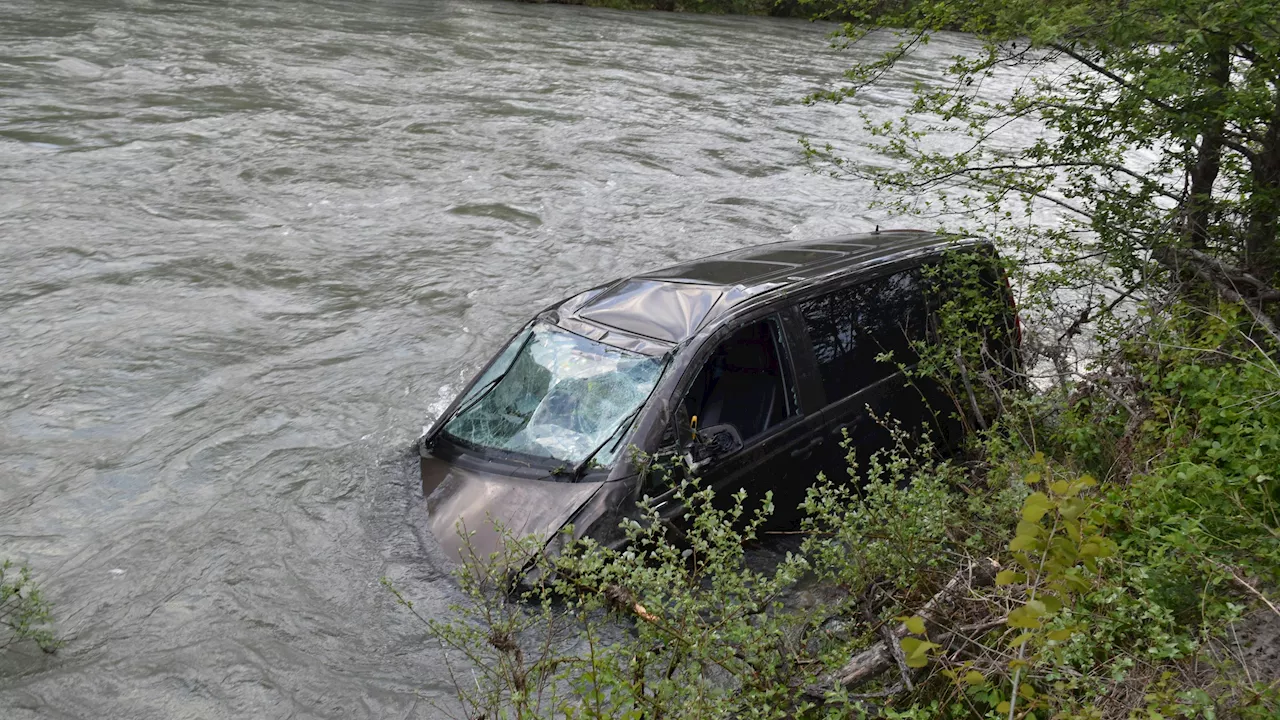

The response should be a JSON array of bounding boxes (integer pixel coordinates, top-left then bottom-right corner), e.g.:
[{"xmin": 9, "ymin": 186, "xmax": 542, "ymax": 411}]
[
  {"xmin": 557, "ymin": 230, "xmax": 964, "ymax": 348},
  {"xmin": 579, "ymin": 279, "xmax": 726, "ymax": 344}
]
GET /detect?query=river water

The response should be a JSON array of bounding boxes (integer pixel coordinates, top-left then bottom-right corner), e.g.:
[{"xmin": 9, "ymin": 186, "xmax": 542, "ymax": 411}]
[{"xmin": 0, "ymin": 1, "xmax": 992, "ymax": 717}]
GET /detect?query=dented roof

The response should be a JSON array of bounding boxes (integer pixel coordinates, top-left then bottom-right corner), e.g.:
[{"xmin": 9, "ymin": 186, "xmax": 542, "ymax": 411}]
[{"xmin": 551, "ymin": 230, "xmax": 956, "ymax": 351}]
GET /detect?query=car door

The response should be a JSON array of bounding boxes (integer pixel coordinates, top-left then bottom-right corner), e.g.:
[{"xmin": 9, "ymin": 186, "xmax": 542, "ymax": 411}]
[
  {"xmin": 764, "ymin": 306, "xmax": 834, "ymax": 518},
  {"xmin": 642, "ymin": 313, "xmax": 822, "ymax": 529}
]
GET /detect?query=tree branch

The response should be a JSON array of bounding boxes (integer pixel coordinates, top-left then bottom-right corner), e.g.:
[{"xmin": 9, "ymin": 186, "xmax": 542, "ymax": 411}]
[
  {"xmin": 801, "ymin": 558, "xmax": 1000, "ymax": 699},
  {"xmin": 900, "ymin": 160, "xmax": 1180, "ymax": 202},
  {"xmin": 1158, "ymin": 247, "xmax": 1280, "ymax": 347},
  {"xmin": 1051, "ymin": 44, "xmax": 1178, "ymax": 114}
]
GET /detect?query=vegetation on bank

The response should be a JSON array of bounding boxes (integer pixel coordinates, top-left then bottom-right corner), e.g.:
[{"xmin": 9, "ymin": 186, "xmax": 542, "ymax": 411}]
[
  {"xmin": 804, "ymin": 0, "xmax": 1280, "ymax": 313},
  {"xmin": 392, "ymin": 0, "xmax": 1280, "ymax": 715}
]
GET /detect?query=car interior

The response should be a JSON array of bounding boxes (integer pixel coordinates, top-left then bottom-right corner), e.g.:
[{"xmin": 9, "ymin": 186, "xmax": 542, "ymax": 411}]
[{"xmin": 681, "ymin": 320, "xmax": 789, "ymax": 444}]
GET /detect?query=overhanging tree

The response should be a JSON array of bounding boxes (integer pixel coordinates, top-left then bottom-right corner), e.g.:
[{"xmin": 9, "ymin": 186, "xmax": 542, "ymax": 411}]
[{"xmin": 805, "ymin": 0, "xmax": 1280, "ymax": 342}]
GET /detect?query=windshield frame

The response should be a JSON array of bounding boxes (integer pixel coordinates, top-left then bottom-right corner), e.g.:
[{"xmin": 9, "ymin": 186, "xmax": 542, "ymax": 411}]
[{"xmin": 438, "ymin": 322, "xmax": 669, "ymax": 475}]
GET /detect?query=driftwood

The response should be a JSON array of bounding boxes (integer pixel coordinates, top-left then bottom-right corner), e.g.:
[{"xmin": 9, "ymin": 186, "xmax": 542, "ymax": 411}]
[
  {"xmin": 803, "ymin": 558, "xmax": 1001, "ymax": 700},
  {"xmin": 860, "ymin": 585, "xmax": 915, "ymax": 692}
]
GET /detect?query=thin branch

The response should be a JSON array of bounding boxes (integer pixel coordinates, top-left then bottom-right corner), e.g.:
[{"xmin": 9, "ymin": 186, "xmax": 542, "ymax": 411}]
[
  {"xmin": 1051, "ymin": 44, "xmax": 1178, "ymax": 114},
  {"xmin": 901, "ymin": 160, "xmax": 1182, "ymax": 202},
  {"xmin": 1220, "ymin": 135, "xmax": 1261, "ymax": 165},
  {"xmin": 1210, "ymin": 560, "xmax": 1280, "ymax": 619}
]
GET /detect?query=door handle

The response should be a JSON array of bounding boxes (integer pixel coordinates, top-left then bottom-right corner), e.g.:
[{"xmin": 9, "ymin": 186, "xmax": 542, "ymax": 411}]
[
  {"xmin": 790, "ymin": 437, "xmax": 823, "ymax": 457},
  {"xmin": 831, "ymin": 415, "xmax": 868, "ymax": 437}
]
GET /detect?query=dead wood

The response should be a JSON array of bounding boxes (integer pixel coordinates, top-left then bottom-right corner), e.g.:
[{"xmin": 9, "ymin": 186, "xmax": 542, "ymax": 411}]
[
  {"xmin": 802, "ymin": 558, "xmax": 1001, "ymax": 700},
  {"xmin": 861, "ymin": 585, "xmax": 915, "ymax": 692},
  {"xmin": 954, "ymin": 349, "xmax": 989, "ymax": 431}
]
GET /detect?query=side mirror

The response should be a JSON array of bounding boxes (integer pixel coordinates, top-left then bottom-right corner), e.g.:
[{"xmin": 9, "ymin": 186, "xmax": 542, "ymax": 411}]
[{"xmin": 684, "ymin": 423, "xmax": 743, "ymax": 471}]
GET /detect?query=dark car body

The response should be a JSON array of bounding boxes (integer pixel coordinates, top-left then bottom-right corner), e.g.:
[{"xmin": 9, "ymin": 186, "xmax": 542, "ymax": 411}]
[{"xmin": 418, "ymin": 230, "xmax": 1019, "ymax": 561}]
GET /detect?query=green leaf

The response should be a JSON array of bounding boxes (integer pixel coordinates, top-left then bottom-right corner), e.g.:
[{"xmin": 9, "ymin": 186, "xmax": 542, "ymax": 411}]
[
  {"xmin": 1060, "ymin": 498, "xmax": 1089, "ymax": 521},
  {"xmin": 900, "ymin": 637, "xmax": 940, "ymax": 668},
  {"xmin": 995, "ymin": 569, "xmax": 1024, "ymax": 585},
  {"xmin": 1016, "ymin": 518, "xmax": 1043, "ymax": 538},
  {"xmin": 1008, "ymin": 606, "xmax": 1043, "ymax": 629},
  {"xmin": 903, "ymin": 615, "xmax": 927, "ymax": 635},
  {"xmin": 1008, "ymin": 631, "xmax": 1035, "ymax": 647},
  {"xmin": 1047, "ymin": 628, "xmax": 1075, "ymax": 641},
  {"xmin": 1009, "ymin": 534, "xmax": 1040, "ymax": 552},
  {"xmin": 1022, "ymin": 492, "xmax": 1052, "ymax": 522},
  {"xmin": 1064, "ymin": 518, "xmax": 1082, "ymax": 543},
  {"xmin": 963, "ymin": 670, "xmax": 986, "ymax": 686}
]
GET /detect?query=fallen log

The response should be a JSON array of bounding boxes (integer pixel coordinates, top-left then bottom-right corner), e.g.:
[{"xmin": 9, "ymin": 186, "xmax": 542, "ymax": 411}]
[{"xmin": 803, "ymin": 558, "xmax": 1000, "ymax": 700}]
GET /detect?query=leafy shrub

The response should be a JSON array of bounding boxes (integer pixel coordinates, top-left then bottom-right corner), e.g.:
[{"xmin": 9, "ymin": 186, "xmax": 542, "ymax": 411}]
[{"xmin": 1, "ymin": 558, "xmax": 58, "ymax": 653}]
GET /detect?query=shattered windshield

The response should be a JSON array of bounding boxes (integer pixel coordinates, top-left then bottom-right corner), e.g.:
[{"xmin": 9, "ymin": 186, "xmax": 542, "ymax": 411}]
[{"xmin": 442, "ymin": 324, "xmax": 665, "ymax": 468}]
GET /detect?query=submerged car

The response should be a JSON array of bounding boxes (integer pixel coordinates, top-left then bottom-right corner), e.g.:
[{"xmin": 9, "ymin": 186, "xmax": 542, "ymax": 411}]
[{"xmin": 418, "ymin": 230, "xmax": 1020, "ymax": 561}]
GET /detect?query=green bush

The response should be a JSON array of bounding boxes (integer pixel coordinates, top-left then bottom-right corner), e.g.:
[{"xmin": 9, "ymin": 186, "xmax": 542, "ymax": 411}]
[{"xmin": 1, "ymin": 558, "xmax": 58, "ymax": 653}]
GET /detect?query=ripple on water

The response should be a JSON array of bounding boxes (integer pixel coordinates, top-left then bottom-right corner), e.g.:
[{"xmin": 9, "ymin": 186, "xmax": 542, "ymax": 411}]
[{"xmin": 446, "ymin": 202, "xmax": 543, "ymax": 227}]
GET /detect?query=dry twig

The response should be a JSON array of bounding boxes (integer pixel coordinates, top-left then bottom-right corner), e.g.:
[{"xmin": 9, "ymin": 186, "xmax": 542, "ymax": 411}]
[{"xmin": 802, "ymin": 558, "xmax": 1001, "ymax": 699}]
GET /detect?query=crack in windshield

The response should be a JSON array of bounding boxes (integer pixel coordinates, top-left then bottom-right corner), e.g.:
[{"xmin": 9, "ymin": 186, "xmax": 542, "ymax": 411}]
[{"xmin": 443, "ymin": 324, "xmax": 665, "ymax": 468}]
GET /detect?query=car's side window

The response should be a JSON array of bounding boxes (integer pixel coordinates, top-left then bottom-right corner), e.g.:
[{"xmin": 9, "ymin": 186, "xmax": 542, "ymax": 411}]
[
  {"xmin": 798, "ymin": 268, "xmax": 928, "ymax": 402},
  {"xmin": 679, "ymin": 317, "xmax": 796, "ymax": 446}
]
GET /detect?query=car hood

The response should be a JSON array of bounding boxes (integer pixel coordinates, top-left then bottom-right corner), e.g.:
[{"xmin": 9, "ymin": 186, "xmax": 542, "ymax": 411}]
[{"xmin": 425, "ymin": 461, "xmax": 607, "ymax": 563}]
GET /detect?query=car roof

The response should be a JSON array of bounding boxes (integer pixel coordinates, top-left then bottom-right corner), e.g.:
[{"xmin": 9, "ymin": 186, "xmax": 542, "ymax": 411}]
[{"xmin": 552, "ymin": 229, "xmax": 980, "ymax": 351}]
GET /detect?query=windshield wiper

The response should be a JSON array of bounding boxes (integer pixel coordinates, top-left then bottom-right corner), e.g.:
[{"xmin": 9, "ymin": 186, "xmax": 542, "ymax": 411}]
[
  {"xmin": 426, "ymin": 328, "xmax": 536, "ymax": 446},
  {"xmin": 563, "ymin": 353, "xmax": 672, "ymax": 481},
  {"xmin": 564, "ymin": 404, "xmax": 645, "ymax": 481}
]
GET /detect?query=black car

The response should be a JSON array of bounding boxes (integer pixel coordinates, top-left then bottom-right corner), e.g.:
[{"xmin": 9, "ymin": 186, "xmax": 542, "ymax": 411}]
[{"xmin": 418, "ymin": 230, "xmax": 1020, "ymax": 561}]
